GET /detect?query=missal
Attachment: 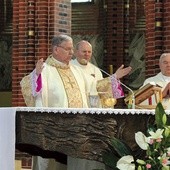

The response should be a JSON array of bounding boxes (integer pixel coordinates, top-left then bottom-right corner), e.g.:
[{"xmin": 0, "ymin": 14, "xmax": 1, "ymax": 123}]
[{"xmin": 125, "ymin": 83, "xmax": 162, "ymax": 107}]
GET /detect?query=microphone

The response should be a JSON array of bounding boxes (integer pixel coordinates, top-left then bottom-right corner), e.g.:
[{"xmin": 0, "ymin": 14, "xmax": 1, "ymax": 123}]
[{"xmin": 99, "ymin": 68, "xmax": 135, "ymax": 109}]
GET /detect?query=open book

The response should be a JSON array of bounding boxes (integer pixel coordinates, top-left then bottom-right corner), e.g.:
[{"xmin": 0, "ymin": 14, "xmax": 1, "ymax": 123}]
[{"xmin": 125, "ymin": 83, "xmax": 162, "ymax": 105}]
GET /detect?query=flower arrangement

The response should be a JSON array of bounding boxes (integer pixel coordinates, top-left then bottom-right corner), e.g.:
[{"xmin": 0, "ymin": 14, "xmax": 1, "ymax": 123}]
[{"xmin": 102, "ymin": 102, "xmax": 170, "ymax": 170}]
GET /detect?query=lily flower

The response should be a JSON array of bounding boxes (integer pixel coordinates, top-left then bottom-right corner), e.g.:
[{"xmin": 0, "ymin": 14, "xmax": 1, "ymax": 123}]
[
  {"xmin": 148, "ymin": 129, "xmax": 164, "ymax": 139},
  {"xmin": 135, "ymin": 132, "xmax": 149, "ymax": 150},
  {"xmin": 116, "ymin": 155, "xmax": 135, "ymax": 170}
]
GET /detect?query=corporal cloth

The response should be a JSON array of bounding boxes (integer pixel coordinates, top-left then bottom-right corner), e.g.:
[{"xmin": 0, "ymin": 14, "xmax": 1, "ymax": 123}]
[{"xmin": 0, "ymin": 108, "xmax": 16, "ymax": 170}]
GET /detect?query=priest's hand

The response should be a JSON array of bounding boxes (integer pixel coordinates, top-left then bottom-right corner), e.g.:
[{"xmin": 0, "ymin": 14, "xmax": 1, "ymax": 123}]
[
  {"xmin": 115, "ymin": 64, "xmax": 132, "ymax": 79},
  {"xmin": 36, "ymin": 58, "xmax": 44, "ymax": 75}
]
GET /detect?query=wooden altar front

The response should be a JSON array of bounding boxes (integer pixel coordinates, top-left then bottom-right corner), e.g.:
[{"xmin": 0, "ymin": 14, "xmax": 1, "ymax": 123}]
[{"xmin": 15, "ymin": 107, "xmax": 161, "ymax": 164}]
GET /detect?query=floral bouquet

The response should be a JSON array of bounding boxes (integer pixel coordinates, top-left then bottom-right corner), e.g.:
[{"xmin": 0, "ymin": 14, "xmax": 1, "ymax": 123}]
[{"xmin": 102, "ymin": 102, "xmax": 170, "ymax": 170}]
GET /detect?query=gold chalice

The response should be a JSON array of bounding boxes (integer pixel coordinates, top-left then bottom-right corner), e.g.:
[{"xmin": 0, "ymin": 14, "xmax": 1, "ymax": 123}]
[
  {"xmin": 103, "ymin": 98, "xmax": 117, "ymax": 107},
  {"xmin": 98, "ymin": 92, "xmax": 117, "ymax": 108},
  {"xmin": 102, "ymin": 97, "xmax": 117, "ymax": 108}
]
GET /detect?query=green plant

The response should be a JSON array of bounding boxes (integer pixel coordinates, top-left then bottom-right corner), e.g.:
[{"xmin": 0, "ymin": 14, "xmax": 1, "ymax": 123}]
[{"xmin": 102, "ymin": 102, "xmax": 170, "ymax": 170}]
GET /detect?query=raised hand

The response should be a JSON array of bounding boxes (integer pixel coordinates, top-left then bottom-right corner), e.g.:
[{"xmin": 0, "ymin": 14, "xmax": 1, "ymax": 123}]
[
  {"xmin": 115, "ymin": 64, "xmax": 132, "ymax": 79},
  {"xmin": 36, "ymin": 58, "xmax": 44, "ymax": 75}
]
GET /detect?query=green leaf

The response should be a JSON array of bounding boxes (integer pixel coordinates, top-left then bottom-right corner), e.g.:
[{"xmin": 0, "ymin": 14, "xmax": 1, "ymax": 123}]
[
  {"xmin": 102, "ymin": 137, "xmax": 133, "ymax": 169},
  {"xmin": 102, "ymin": 151, "xmax": 119, "ymax": 169},
  {"xmin": 136, "ymin": 159, "xmax": 146, "ymax": 165},
  {"xmin": 162, "ymin": 114, "xmax": 167, "ymax": 125},
  {"xmin": 164, "ymin": 127, "xmax": 170, "ymax": 138},
  {"xmin": 137, "ymin": 165, "xmax": 142, "ymax": 170},
  {"xmin": 155, "ymin": 102, "xmax": 166, "ymax": 128},
  {"xmin": 110, "ymin": 137, "xmax": 132, "ymax": 157}
]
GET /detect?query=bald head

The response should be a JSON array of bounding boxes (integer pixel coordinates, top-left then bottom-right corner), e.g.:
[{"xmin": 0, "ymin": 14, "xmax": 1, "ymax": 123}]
[
  {"xmin": 159, "ymin": 53, "xmax": 170, "ymax": 63},
  {"xmin": 75, "ymin": 40, "xmax": 92, "ymax": 50},
  {"xmin": 74, "ymin": 40, "xmax": 92, "ymax": 65},
  {"xmin": 159, "ymin": 53, "xmax": 170, "ymax": 76}
]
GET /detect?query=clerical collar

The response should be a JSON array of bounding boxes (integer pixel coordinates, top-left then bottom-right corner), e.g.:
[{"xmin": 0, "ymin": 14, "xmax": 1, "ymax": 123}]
[
  {"xmin": 161, "ymin": 73, "xmax": 170, "ymax": 82},
  {"xmin": 75, "ymin": 59, "xmax": 89, "ymax": 67},
  {"xmin": 46, "ymin": 55, "xmax": 69, "ymax": 69}
]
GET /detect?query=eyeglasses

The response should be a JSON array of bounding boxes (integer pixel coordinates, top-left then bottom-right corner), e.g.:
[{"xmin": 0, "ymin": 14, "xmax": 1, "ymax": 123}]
[{"xmin": 57, "ymin": 46, "xmax": 74, "ymax": 53}]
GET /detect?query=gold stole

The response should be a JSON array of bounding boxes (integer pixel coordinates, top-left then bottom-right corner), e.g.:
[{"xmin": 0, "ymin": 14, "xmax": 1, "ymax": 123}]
[
  {"xmin": 46, "ymin": 56, "xmax": 83, "ymax": 108},
  {"xmin": 20, "ymin": 74, "xmax": 35, "ymax": 107}
]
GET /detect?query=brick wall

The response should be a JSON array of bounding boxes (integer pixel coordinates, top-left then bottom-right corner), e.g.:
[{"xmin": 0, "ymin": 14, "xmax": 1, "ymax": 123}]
[
  {"xmin": 163, "ymin": 2, "xmax": 170, "ymax": 52},
  {"xmin": 12, "ymin": 0, "xmax": 71, "ymax": 107},
  {"xmin": 145, "ymin": 0, "xmax": 170, "ymax": 78}
]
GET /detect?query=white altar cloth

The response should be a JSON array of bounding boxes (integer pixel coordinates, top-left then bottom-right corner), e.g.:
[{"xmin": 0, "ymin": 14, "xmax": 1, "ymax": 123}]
[
  {"xmin": 16, "ymin": 107, "xmax": 170, "ymax": 115},
  {"xmin": 0, "ymin": 108, "xmax": 16, "ymax": 170}
]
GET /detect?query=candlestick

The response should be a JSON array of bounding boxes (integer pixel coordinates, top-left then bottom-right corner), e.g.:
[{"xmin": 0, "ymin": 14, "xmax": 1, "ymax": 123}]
[{"xmin": 159, "ymin": 91, "xmax": 162, "ymax": 103}]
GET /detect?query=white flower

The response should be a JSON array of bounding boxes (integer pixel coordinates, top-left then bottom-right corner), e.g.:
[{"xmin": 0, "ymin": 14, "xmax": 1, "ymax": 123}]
[
  {"xmin": 116, "ymin": 155, "xmax": 135, "ymax": 170},
  {"xmin": 135, "ymin": 132, "xmax": 149, "ymax": 150},
  {"xmin": 149, "ymin": 129, "xmax": 164, "ymax": 139}
]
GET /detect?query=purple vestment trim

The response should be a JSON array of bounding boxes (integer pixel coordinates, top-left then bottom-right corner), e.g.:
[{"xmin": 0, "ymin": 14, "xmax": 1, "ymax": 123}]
[
  {"xmin": 36, "ymin": 74, "xmax": 42, "ymax": 92},
  {"xmin": 110, "ymin": 74, "xmax": 124, "ymax": 99}
]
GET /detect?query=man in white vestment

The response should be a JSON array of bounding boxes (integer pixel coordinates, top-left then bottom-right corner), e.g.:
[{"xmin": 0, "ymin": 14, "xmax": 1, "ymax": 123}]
[
  {"xmin": 69, "ymin": 40, "xmax": 132, "ymax": 170},
  {"xmin": 71, "ymin": 40, "xmax": 103, "ymax": 96},
  {"xmin": 142, "ymin": 53, "xmax": 170, "ymax": 109},
  {"xmin": 20, "ymin": 35, "xmax": 89, "ymax": 170},
  {"xmin": 71, "ymin": 40, "xmax": 132, "ymax": 92},
  {"xmin": 71, "ymin": 40, "xmax": 132, "ymax": 106}
]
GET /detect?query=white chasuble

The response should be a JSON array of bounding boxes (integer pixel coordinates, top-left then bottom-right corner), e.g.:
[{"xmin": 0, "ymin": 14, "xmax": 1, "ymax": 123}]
[
  {"xmin": 57, "ymin": 67, "xmax": 83, "ymax": 108},
  {"xmin": 20, "ymin": 56, "xmax": 88, "ymax": 108}
]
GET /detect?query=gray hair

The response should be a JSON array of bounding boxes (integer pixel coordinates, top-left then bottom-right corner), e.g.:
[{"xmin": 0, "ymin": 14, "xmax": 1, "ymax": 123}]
[
  {"xmin": 159, "ymin": 53, "xmax": 170, "ymax": 63},
  {"xmin": 52, "ymin": 34, "xmax": 72, "ymax": 47}
]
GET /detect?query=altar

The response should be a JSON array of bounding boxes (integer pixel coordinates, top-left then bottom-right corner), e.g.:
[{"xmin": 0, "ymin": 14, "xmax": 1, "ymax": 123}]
[
  {"xmin": 15, "ymin": 107, "xmax": 170, "ymax": 164},
  {"xmin": 1, "ymin": 107, "xmax": 170, "ymax": 169}
]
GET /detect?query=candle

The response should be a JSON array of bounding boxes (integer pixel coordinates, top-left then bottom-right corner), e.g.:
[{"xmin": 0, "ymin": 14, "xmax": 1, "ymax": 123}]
[
  {"xmin": 148, "ymin": 97, "xmax": 152, "ymax": 105},
  {"xmin": 159, "ymin": 91, "xmax": 162, "ymax": 103},
  {"xmin": 109, "ymin": 65, "xmax": 113, "ymax": 74}
]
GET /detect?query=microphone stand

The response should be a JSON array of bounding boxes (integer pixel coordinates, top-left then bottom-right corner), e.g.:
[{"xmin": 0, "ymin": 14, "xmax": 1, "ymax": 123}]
[{"xmin": 99, "ymin": 68, "xmax": 135, "ymax": 109}]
